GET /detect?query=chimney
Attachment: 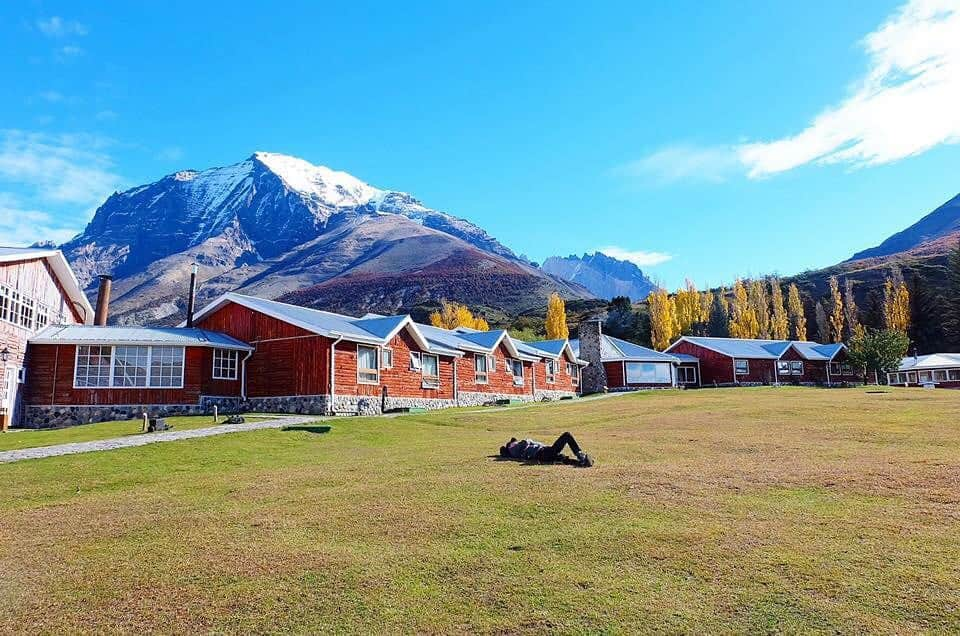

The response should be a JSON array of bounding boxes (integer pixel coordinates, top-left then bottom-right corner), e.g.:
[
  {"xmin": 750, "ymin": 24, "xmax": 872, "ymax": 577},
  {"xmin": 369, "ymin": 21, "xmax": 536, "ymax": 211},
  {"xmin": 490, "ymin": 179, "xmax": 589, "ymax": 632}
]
[
  {"xmin": 94, "ymin": 275, "xmax": 112, "ymax": 326},
  {"xmin": 186, "ymin": 264, "xmax": 198, "ymax": 328},
  {"xmin": 578, "ymin": 319, "xmax": 608, "ymax": 394}
]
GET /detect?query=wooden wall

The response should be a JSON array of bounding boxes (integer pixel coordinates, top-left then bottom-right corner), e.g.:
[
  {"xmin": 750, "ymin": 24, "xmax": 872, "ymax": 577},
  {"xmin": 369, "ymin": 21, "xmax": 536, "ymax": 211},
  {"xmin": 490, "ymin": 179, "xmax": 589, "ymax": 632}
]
[{"xmin": 457, "ymin": 342, "xmax": 534, "ymax": 396}]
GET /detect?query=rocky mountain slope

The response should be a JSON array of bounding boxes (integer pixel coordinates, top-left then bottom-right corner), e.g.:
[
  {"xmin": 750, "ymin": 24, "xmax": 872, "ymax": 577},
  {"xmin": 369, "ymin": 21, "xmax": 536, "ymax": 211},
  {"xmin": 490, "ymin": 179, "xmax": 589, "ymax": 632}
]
[
  {"xmin": 849, "ymin": 193, "xmax": 960, "ymax": 261},
  {"xmin": 61, "ymin": 152, "xmax": 591, "ymax": 324},
  {"xmin": 540, "ymin": 252, "xmax": 655, "ymax": 301}
]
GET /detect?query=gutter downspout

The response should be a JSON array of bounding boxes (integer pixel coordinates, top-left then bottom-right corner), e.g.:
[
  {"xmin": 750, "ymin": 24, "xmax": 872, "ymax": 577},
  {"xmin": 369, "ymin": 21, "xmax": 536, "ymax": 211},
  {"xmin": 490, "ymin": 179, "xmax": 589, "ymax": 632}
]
[
  {"xmin": 774, "ymin": 358, "xmax": 779, "ymax": 386},
  {"xmin": 328, "ymin": 333, "xmax": 344, "ymax": 416},
  {"xmin": 532, "ymin": 359, "xmax": 537, "ymax": 400},
  {"xmin": 240, "ymin": 349, "xmax": 253, "ymax": 400},
  {"xmin": 453, "ymin": 357, "xmax": 459, "ymax": 406},
  {"xmin": 826, "ymin": 359, "xmax": 832, "ymax": 386}
]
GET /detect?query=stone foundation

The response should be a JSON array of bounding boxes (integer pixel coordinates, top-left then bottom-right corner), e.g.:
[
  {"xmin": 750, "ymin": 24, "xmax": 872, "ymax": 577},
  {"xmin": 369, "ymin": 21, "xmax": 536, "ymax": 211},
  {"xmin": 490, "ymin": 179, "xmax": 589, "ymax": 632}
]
[
  {"xmin": 457, "ymin": 391, "xmax": 535, "ymax": 407},
  {"xmin": 22, "ymin": 396, "xmax": 243, "ymax": 429},
  {"xmin": 534, "ymin": 389, "xmax": 578, "ymax": 401}
]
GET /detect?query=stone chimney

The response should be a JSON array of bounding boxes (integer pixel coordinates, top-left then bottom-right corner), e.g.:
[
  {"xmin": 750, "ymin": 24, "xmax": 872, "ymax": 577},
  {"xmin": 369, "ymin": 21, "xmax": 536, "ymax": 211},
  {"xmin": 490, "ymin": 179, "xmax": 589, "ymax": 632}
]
[
  {"xmin": 94, "ymin": 275, "xmax": 112, "ymax": 326},
  {"xmin": 578, "ymin": 319, "xmax": 607, "ymax": 394}
]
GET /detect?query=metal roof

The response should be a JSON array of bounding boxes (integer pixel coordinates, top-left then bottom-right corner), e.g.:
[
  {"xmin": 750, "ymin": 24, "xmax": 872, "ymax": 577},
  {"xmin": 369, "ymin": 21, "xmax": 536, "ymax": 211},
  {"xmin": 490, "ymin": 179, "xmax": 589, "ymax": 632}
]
[
  {"xmin": 897, "ymin": 353, "xmax": 960, "ymax": 371},
  {"xmin": 0, "ymin": 246, "xmax": 94, "ymax": 325},
  {"xmin": 570, "ymin": 335, "xmax": 679, "ymax": 363},
  {"xmin": 672, "ymin": 337, "xmax": 844, "ymax": 361},
  {"xmin": 30, "ymin": 325, "xmax": 253, "ymax": 350}
]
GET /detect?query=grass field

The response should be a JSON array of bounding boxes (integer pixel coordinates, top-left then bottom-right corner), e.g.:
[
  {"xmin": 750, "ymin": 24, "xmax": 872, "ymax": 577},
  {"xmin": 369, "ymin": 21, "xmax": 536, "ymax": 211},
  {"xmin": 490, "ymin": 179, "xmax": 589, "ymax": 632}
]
[
  {"xmin": 0, "ymin": 415, "xmax": 269, "ymax": 452},
  {"xmin": 1, "ymin": 387, "xmax": 958, "ymax": 633}
]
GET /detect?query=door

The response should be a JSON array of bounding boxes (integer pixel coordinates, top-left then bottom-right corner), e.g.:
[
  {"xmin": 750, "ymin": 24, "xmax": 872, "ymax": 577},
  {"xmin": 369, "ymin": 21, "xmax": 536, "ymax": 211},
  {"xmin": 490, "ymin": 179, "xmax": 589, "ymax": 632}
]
[{"xmin": 4, "ymin": 365, "xmax": 22, "ymax": 428}]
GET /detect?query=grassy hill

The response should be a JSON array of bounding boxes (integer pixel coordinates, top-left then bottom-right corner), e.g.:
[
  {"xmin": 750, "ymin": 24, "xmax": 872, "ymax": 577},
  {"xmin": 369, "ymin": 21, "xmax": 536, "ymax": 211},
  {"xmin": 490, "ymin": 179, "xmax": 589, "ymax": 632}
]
[{"xmin": 2, "ymin": 388, "xmax": 958, "ymax": 632}]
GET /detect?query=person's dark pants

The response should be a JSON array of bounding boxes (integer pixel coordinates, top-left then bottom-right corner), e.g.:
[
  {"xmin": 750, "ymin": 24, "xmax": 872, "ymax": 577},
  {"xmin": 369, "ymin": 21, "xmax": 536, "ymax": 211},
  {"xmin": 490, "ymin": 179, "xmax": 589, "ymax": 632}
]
[{"xmin": 535, "ymin": 432, "xmax": 582, "ymax": 462}]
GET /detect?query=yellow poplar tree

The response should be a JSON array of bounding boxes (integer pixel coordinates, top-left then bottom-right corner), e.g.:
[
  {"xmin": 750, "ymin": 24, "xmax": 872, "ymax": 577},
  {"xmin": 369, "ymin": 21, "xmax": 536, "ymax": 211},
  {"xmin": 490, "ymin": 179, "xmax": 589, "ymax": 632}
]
[
  {"xmin": 647, "ymin": 288, "xmax": 679, "ymax": 351},
  {"xmin": 748, "ymin": 279, "xmax": 771, "ymax": 338},
  {"xmin": 545, "ymin": 292, "xmax": 569, "ymax": 339},
  {"xmin": 786, "ymin": 283, "xmax": 807, "ymax": 341},
  {"xmin": 674, "ymin": 280, "xmax": 701, "ymax": 335},
  {"xmin": 430, "ymin": 300, "xmax": 489, "ymax": 331},
  {"xmin": 769, "ymin": 278, "xmax": 789, "ymax": 340},
  {"xmin": 699, "ymin": 290, "xmax": 713, "ymax": 324},
  {"xmin": 883, "ymin": 269, "xmax": 910, "ymax": 333},
  {"xmin": 828, "ymin": 276, "xmax": 845, "ymax": 343},
  {"xmin": 729, "ymin": 279, "xmax": 759, "ymax": 339}
]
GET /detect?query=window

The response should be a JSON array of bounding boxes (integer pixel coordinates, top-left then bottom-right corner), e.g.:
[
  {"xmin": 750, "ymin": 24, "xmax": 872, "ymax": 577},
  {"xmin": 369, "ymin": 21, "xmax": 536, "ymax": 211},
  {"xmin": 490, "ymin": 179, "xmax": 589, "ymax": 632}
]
[
  {"xmin": 734, "ymin": 359, "xmax": 749, "ymax": 375},
  {"xmin": 934, "ymin": 369, "xmax": 948, "ymax": 382},
  {"xmin": 511, "ymin": 359, "xmax": 524, "ymax": 386},
  {"xmin": 907, "ymin": 372, "xmax": 917, "ymax": 384},
  {"xmin": 381, "ymin": 347, "xmax": 393, "ymax": 370},
  {"xmin": 841, "ymin": 364, "xmax": 853, "ymax": 375},
  {"xmin": 566, "ymin": 362, "xmax": 574, "ymax": 376},
  {"xmin": 474, "ymin": 354, "xmax": 489, "ymax": 384},
  {"xmin": 0, "ymin": 285, "xmax": 9, "ymax": 323},
  {"xmin": 546, "ymin": 359, "xmax": 557, "ymax": 383},
  {"xmin": 949, "ymin": 370, "xmax": 960, "ymax": 381},
  {"xmin": 918, "ymin": 370, "xmax": 933, "ymax": 382},
  {"xmin": 830, "ymin": 362, "xmax": 841, "ymax": 375},
  {"xmin": 74, "ymin": 345, "xmax": 113, "ymax": 387},
  {"xmin": 149, "ymin": 346, "xmax": 185, "ymax": 388},
  {"xmin": 35, "ymin": 305, "xmax": 49, "ymax": 330},
  {"xmin": 626, "ymin": 362, "xmax": 672, "ymax": 384},
  {"xmin": 113, "ymin": 346, "xmax": 149, "ymax": 387},
  {"xmin": 777, "ymin": 360, "xmax": 791, "ymax": 375},
  {"xmin": 19, "ymin": 298, "xmax": 34, "ymax": 329},
  {"xmin": 790, "ymin": 361, "xmax": 803, "ymax": 375},
  {"xmin": 678, "ymin": 366, "xmax": 697, "ymax": 384},
  {"xmin": 487, "ymin": 355, "xmax": 496, "ymax": 373},
  {"xmin": 409, "ymin": 351, "xmax": 421, "ymax": 370},
  {"xmin": 213, "ymin": 348, "xmax": 239, "ymax": 380},
  {"xmin": 357, "ymin": 345, "xmax": 379, "ymax": 384},
  {"xmin": 0, "ymin": 284, "xmax": 55, "ymax": 332},
  {"xmin": 421, "ymin": 353, "xmax": 439, "ymax": 388}
]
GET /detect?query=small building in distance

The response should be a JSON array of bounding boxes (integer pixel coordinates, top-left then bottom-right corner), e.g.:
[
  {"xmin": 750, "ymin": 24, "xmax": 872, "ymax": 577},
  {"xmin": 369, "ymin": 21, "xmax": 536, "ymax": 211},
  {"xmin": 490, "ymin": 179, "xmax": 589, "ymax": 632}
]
[{"xmin": 888, "ymin": 353, "xmax": 960, "ymax": 388}]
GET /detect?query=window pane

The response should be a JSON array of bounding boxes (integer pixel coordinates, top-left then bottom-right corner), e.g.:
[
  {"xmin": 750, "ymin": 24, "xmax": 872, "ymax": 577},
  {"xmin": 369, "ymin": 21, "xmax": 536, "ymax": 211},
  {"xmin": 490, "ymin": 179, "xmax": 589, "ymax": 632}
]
[
  {"xmin": 409, "ymin": 352, "xmax": 421, "ymax": 370},
  {"xmin": 150, "ymin": 346, "xmax": 184, "ymax": 387},
  {"xmin": 75, "ymin": 345, "xmax": 112, "ymax": 387},
  {"xmin": 474, "ymin": 355, "xmax": 487, "ymax": 372},
  {"xmin": 949, "ymin": 370, "xmax": 960, "ymax": 381},
  {"xmin": 114, "ymin": 346, "xmax": 149, "ymax": 387},
  {"xmin": 422, "ymin": 354, "xmax": 438, "ymax": 377},
  {"xmin": 934, "ymin": 370, "xmax": 948, "ymax": 381}
]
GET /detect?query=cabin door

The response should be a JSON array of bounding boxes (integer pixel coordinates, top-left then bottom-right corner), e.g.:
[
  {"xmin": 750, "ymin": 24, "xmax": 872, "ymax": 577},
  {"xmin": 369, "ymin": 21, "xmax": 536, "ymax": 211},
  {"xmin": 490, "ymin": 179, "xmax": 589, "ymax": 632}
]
[{"xmin": 3, "ymin": 365, "xmax": 21, "ymax": 428}]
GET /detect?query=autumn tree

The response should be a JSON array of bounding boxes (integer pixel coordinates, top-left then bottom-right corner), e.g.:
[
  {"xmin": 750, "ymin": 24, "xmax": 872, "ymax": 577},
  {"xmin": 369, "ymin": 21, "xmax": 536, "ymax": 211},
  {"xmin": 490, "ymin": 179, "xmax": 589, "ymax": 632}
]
[
  {"xmin": 786, "ymin": 283, "xmax": 807, "ymax": 341},
  {"xmin": 769, "ymin": 278, "xmax": 789, "ymax": 340},
  {"xmin": 430, "ymin": 300, "xmax": 489, "ymax": 331},
  {"xmin": 697, "ymin": 291, "xmax": 713, "ymax": 336},
  {"xmin": 883, "ymin": 267, "xmax": 910, "ymax": 333},
  {"xmin": 647, "ymin": 288, "xmax": 679, "ymax": 351},
  {"xmin": 827, "ymin": 276, "xmax": 844, "ymax": 343},
  {"xmin": 748, "ymin": 279, "xmax": 771, "ymax": 338},
  {"xmin": 708, "ymin": 288, "xmax": 730, "ymax": 337},
  {"xmin": 842, "ymin": 278, "xmax": 864, "ymax": 341},
  {"xmin": 674, "ymin": 280, "xmax": 702, "ymax": 336},
  {"xmin": 545, "ymin": 292, "xmax": 569, "ymax": 339},
  {"xmin": 729, "ymin": 279, "xmax": 759, "ymax": 339}
]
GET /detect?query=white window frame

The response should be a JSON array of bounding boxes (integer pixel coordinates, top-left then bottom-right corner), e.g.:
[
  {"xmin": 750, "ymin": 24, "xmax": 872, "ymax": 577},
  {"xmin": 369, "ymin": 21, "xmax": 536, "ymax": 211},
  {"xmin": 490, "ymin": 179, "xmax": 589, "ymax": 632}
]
[
  {"xmin": 421, "ymin": 353, "xmax": 440, "ymax": 389},
  {"xmin": 474, "ymin": 353, "xmax": 489, "ymax": 384},
  {"xmin": 0, "ymin": 283, "xmax": 57, "ymax": 333},
  {"xmin": 949, "ymin": 369, "xmax": 960, "ymax": 382},
  {"xmin": 933, "ymin": 369, "xmax": 948, "ymax": 383},
  {"xmin": 830, "ymin": 362, "xmax": 842, "ymax": 376},
  {"xmin": 678, "ymin": 366, "xmax": 697, "ymax": 384},
  {"xmin": 841, "ymin": 363, "xmax": 853, "ymax": 375},
  {"xmin": 907, "ymin": 371, "xmax": 917, "ymax": 384},
  {"xmin": 546, "ymin": 359, "xmax": 557, "ymax": 384},
  {"xmin": 357, "ymin": 344, "xmax": 380, "ymax": 385},
  {"xmin": 790, "ymin": 361, "xmax": 803, "ymax": 375},
  {"xmin": 73, "ymin": 345, "xmax": 185, "ymax": 389},
  {"xmin": 734, "ymin": 359, "xmax": 749, "ymax": 375},
  {"xmin": 777, "ymin": 360, "xmax": 791, "ymax": 375},
  {"xmin": 510, "ymin": 359, "xmax": 524, "ymax": 386},
  {"xmin": 381, "ymin": 347, "xmax": 393, "ymax": 370},
  {"xmin": 487, "ymin": 354, "xmax": 497, "ymax": 373},
  {"xmin": 409, "ymin": 351, "xmax": 422, "ymax": 370},
  {"xmin": 212, "ymin": 348, "xmax": 239, "ymax": 380}
]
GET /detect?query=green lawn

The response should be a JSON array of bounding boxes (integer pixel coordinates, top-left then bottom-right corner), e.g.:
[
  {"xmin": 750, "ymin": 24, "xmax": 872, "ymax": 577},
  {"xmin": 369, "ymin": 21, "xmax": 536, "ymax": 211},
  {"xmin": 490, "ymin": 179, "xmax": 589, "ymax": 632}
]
[
  {"xmin": 0, "ymin": 415, "xmax": 269, "ymax": 452},
  {"xmin": 1, "ymin": 387, "xmax": 958, "ymax": 633}
]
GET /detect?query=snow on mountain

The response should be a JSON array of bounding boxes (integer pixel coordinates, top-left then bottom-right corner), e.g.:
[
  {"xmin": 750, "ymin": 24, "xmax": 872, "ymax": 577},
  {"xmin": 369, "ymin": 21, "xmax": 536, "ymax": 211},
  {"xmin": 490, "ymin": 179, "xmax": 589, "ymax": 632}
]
[{"xmin": 541, "ymin": 252, "xmax": 655, "ymax": 301}]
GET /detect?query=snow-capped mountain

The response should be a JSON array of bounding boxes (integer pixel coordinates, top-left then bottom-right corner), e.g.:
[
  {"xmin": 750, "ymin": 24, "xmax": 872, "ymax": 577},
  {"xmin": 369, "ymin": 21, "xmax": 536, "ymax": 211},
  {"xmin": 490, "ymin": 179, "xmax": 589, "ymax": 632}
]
[
  {"xmin": 62, "ymin": 152, "xmax": 589, "ymax": 324},
  {"xmin": 540, "ymin": 252, "xmax": 655, "ymax": 301}
]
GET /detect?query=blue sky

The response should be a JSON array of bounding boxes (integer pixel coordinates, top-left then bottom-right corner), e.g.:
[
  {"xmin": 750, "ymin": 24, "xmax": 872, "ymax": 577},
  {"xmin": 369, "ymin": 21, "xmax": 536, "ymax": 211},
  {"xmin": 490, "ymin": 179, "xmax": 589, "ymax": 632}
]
[{"xmin": 2, "ymin": 0, "xmax": 959, "ymax": 290}]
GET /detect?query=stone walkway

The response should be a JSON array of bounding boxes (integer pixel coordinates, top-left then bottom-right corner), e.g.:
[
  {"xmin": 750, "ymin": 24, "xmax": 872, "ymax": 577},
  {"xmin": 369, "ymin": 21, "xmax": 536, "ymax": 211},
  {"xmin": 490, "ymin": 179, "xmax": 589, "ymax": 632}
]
[{"xmin": 0, "ymin": 415, "xmax": 325, "ymax": 464}]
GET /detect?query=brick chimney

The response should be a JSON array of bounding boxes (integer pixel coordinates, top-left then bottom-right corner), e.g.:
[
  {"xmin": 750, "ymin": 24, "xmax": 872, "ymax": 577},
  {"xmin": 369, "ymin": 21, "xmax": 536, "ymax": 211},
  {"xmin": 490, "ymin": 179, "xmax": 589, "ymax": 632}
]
[
  {"xmin": 93, "ymin": 275, "xmax": 112, "ymax": 326},
  {"xmin": 578, "ymin": 319, "xmax": 607, "ymax": 394}
]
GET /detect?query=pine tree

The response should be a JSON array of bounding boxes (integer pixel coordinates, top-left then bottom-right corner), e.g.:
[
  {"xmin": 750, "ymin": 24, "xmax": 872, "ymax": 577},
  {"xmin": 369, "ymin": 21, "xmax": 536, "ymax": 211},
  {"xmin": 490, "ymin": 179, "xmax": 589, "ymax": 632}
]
[
  {"xmin": 842, "ymin": 278, "xmax": 863, "ymax": 341},
  {"xmin": 748, "ymin": 279, "xmax": 771, "ymax": 338},
  {"xmin": 729, "ymin": 279, "xmax": 759, "ymax": 339},
  {"xmin": 945, "ymin": 239, "xmax": 960, "ymax": 350},
  {"xmin": 647, "ymin": 288, "xmax": 679, "ymax": 351},
  {"xmin": 430, "ymin": 300, "xmax": 490, "ymax": 331},
  {"xmin": 908, "ymin": 273, "xmax": 943, "ymax": 354},
  {"xmin": 545, "ymin": 292, "xmax": 569, "ymax": 339},
  {"xmin": 815, "ymin": 301, "xmax": 830, "ymax": 343},
  {"xmin": 863, "ymin": 288, "xmax": 885, "ymax": 331},
  {"xmin": 769, "ymin": 278, "xmax": 789, "ymax": 340},
  {"xmin": 708, "ymin": 287, "xmax": 730, "ymax": 337},
  {"xmin": 786, "ymin": 283, "xmax": 807, "ymax": 341}
]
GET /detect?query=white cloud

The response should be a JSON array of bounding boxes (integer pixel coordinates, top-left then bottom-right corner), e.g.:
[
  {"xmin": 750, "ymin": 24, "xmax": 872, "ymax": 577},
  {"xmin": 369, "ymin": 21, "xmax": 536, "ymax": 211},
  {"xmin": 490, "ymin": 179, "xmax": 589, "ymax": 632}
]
[
  {"xmin": 36, "ymin": 16, "xmax": 88, "ymax": 38},
  {"xmin": 621, "ymin": 0, "xmax": 960, "ymax": 183},
  {"xmin": 0, "ymin": 130, "xmax": 121, "ymax": 205},
  {"xmin": 599, "ymin": 246, "xmax": 673, "ymax": 267}
]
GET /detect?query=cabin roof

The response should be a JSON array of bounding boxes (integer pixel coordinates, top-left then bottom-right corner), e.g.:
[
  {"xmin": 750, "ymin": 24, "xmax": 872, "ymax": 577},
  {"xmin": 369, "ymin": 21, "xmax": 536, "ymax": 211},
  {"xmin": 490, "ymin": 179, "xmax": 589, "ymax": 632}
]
[
  {"xmin": 29, "ymin": 325, "xmax": 254, "ymax": 350},
  {"xmin": 0, "ymin": 246, "xmax": 94, "ymax": 325}
]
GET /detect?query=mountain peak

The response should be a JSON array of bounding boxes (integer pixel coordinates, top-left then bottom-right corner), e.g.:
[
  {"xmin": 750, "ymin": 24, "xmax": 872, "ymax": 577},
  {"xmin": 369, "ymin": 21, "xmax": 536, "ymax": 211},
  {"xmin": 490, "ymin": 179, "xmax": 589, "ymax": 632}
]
[
  {"xmin": 540, "ymin": 252, "xmax": 654, "ymax": 301},
  {"xmin": 251, "ymin": 151, "xmax": 380, "ymax": 208}
]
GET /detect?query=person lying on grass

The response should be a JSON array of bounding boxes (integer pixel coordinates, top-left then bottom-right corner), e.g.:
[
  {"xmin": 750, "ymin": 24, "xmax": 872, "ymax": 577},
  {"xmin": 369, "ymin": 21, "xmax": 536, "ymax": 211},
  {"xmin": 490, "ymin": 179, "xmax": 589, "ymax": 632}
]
[{"xmin": 499, "ymin": 432, "xmax": 593, "ymax": 467}]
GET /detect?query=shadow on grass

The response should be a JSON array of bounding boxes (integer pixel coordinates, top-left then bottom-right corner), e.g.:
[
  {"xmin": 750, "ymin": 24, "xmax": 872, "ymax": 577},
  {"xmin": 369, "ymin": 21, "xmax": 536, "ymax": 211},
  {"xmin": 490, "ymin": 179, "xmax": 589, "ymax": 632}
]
[
  {"xmin": 281, "ymin": 425, "xmax": 332, "ymax": 435},
  {"xmin": 486, "ymin": 454, "xmax": 587, "ymax": 468}
]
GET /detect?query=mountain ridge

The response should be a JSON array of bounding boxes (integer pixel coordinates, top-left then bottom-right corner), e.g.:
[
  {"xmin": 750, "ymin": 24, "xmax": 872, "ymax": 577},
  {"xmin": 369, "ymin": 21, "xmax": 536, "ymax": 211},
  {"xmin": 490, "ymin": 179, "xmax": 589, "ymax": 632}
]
[{"xmin": 540, "ymin": 252, "xmax": 655, "ymax": 301}]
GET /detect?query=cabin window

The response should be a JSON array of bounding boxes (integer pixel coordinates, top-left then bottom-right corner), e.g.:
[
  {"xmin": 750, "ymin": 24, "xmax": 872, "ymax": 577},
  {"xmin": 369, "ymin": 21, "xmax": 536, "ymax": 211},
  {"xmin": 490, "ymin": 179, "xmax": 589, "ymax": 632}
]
[
  {"xmin": 421, "ymin": 353, "xmax": 440, "ymax": 388},
  {"xmin": 409, "ymin": 351, "xmax": 421, "ymax": 370},
  {"xmin": 212, "ymin": 348, "xmax": 239, "ymax": 380},
  {"xmin": 114, "ymin": 346, "xmax": 150, "ymax": 387},
  {"xmin": 357, "ymin": 345, "xmax": 379, "ymax": 384},
  {"xmin": 678, "ymin": 366, "xmax": 697, "ymax": 384},
  {"xmin": 830, "ymin": 362, "xmax": 841, "ymax": 375},
  {"xmin": 19, "ymin": 298, "xmax": 34, "ymax": 329},
  {"xmin": 734, "ymin": 359, "xmax": 749, "ymax": 375},
  {"xmin": 0, "ymin": 285, "xmax": 10, "ymax": 323},
  {"xmin": 381, "ymin": 347, "xmax": 393, "ymax": 370},
  {"xmin": 546, "ymin": 360, "xmax": 557, "ymax": 383},
  {"xmin": 488, "ymin": 355, "xmax": 497, "ymax": 372},
  {"xmin": 474, "ymin": 354, "xmax": 489, "ymax": 384},
  {"xmin": 790, "ymin": 361, "xmax": 803, "ymax": 375},
  {"xmin": 907, "ymin": 372, "xmax": 917, "ymax": 384},
  {"xmin": 566, "ymin": 362, "xmax": 574, "ymax": 376},
  {"xmin": 511, "ymin": 359, "xmax": 524, "ymax": 386},
  {"xmin": 35, "ymin": 305, "xmax": 49, "ymax": 330},
  {"xmin": 841, "ymin": 364, "xmax": 853, "ymax": 375},
  {"xmin": 74, "ymin": 345, "xmax": 113, "ymax": 387},
  {"xmin": 934, "ymin": 369, "xmax": 948, "ymax": 382},
  {"xmin": 149, "ymin": 346, "xmax": 185, "ymax": 388},
  {"xmin": 949, "ymin": 370, "xmax": 960, "ymax": 381},
  {"xmin": 626, "ymin": 362, "xmax": 671, "ymax": 384},
  {"xmin": 0, "ymin": 284, "xmax": 57, "ymax": 332},
  {"xmin": 777, "ymin": 360, "xmax": 791, "ymax": 375},
  {"xmin": 918, "ymin": 370, "xmax": 933, "ymax": 382}
]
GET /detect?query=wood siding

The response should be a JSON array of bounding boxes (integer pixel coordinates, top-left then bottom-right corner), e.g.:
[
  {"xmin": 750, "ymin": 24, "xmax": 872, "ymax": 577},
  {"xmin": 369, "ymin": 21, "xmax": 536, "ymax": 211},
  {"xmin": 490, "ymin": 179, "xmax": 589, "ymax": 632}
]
[
  {"xmin": 457, "ymin": 342, "xmax": 534, "ymax": 396},
  {"xmin": 532, "ymin": 356, "xmax": 579, "ymax": 393}
]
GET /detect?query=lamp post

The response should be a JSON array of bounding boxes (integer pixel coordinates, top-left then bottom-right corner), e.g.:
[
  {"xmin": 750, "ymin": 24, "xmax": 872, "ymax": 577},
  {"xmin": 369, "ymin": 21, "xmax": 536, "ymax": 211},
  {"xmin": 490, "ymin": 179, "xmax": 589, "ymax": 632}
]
[{"xmin": 0, "ymin": 347, "xmax": 9, "ymax": 363}]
